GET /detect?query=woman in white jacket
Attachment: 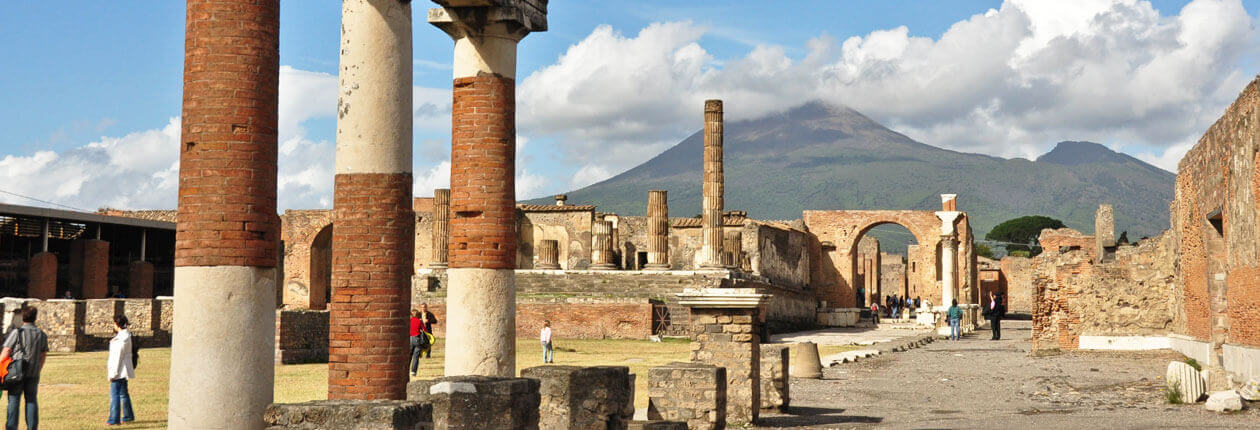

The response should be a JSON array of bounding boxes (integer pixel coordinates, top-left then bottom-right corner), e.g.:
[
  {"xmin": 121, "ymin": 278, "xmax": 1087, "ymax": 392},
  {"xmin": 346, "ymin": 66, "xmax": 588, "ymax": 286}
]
[{"xmin": 106, "ymin": 315, "xmax": 134, "ymax": 425}]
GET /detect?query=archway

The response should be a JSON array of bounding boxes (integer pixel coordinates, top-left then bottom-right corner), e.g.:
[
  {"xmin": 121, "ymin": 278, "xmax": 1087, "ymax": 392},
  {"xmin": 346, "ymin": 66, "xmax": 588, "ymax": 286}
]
[
  {"xmin": 309, "ymin": 224, "xmax": 332, "ymax": 310},
  {"xmin": 851, "ymin": 223, "xmax": 919, "ymax": 310}
]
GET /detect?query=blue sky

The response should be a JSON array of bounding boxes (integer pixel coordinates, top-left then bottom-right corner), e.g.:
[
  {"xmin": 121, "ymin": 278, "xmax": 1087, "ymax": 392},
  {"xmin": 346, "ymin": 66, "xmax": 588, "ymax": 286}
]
[{"xmin": 2, "ymin": 0, "xmax": 1258, "ymax": 210}]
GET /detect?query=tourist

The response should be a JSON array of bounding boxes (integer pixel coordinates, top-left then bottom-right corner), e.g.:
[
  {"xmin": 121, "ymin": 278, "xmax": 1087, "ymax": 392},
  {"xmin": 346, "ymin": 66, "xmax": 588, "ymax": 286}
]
[
  {"xmin": 408, "ymin": 309, "xmax": 426, "ymax": 377},
  {"xmin": 540, "ymin": 320, "xmax": 553, "ymax": 363},
  {"xmin": 106, "ymin": 315, "xmax": 135, "ymax": 426},
  {"xmin": 884, "ymin": 295, "xmax": 892, "ymax": 317},
  {"xmin": 891, "ymin": 294, "xmax": 900, "ymax": 319},
  {"xmin": 418, "ymin": 303, "xmax": 438, "ymax": 358},
  {"xmin": 987, "ymin": 292, "xmax": 1006, "ymax": 340},
  {"xmin": 60, "ymin": 291, "xmax": 72, "ymax": 300},
  {"xmin": 870, "ymin": 302, "xmax": 880, "ymax": 325},
  {"xmin": 947, "ymin": 299, "xmax": 962, "ymax": 341},
  {"xmin": 0, "ymin": 307, "xmax": 48, "ymax": 430}
]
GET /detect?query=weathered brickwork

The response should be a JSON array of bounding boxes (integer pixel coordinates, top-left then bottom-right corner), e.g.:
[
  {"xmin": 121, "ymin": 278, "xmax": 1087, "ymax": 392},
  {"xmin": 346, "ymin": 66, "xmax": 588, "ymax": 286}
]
[
  {"xmin": 759, "ymin": 344, "xmax": 789, "ymax": 411},
  {"xmin": 449, "ymin": 75, "xmax": 517, "ymax": 270},
  {"xmin": 1038, "ymin": 228, "xmax": 1095, "ymax": 257},
  {"xmin": 399, "ymin": 300, "xmax": 653, "ymax": 340},
  {"xmin": 521, "ymin": 365, "xmax": 634, "ymax": 430},
  {"xmin": 329, "ymin": 173, "xmax": 414, "ymax": 400},
  {"xmin": 276, "ymin": 309, "xmax": 329, "ymax": 364},
  {"xmin": 177, "ymin": 0, "xmax": 280, "ymax": 268},
  {"xmin": 999, "ymin": 257, "xmax": 1034, "ymax": 314},
  {"xmin": 128, "ymin": 261, "xmax": 155, "ymax": 300},
  {"xmin": 280, "ymin": 209, "xmax": 334, "ymax": 310},
  {"xmin": 263, "ymin": 400, "xmax": 432, "ymax": 429},
  {"xmin": 647, "ymin": 363, "xmax": 726, "ymax": 430},
  {"xmin": 517, "ymin": 209, "xmax": 594, "ymax": 270},
  {"xmin": 79, "ymin": 240, "xmax": 109, "ymax": 299},
  {"xmin": 689, "ymin": 307, "xmax": 760, "ymax": 425},
  {"xmin": 27, "ymin": 252, "xmax": 56, "ymax": 299},
  {"xmin": 406, "ymin": 376, "xmax": 541, "ymax": 430}
]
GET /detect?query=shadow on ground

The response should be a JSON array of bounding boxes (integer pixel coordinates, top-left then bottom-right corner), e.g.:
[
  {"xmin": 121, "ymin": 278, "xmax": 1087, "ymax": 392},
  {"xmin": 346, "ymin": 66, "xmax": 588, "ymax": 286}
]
[{"xmin": 758, "ymin": 406, "xmax": 883, "ymax": 427}]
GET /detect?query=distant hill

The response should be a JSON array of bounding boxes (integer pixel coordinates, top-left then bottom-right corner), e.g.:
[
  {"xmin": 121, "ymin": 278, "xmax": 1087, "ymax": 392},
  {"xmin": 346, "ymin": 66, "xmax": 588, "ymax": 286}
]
[{"xmin": 528, "ymin": 101, "xmax": 1176, "ymax": 253}]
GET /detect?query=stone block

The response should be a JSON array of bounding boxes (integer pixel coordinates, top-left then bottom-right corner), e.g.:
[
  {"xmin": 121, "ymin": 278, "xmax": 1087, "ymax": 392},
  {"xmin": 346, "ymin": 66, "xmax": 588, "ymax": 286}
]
[
  {"xmin": 157, "ymin": 296, "xmax": 174, "ymax": 332},
  {"xmin": 275, "ymin": 309, "xmax": 330, "ymax": 364},
  {"xmin": 122, "ymin": 299, "xmax": 160, "ymax": 335},
  {"xmin": 1166, "ymin": 361, "xmax": 1206, "ymax": 403},
  {"xmin": 264, "ymin": 400, "xmax": 432, "ymax": 429},
  {"xmin": 759, "ymin": 344, "xmax": 789, "ymax": 411},
  {"xmin": 1240, "ymin": 378, "xmax": 1259, "ymax": 401},
  {"xmin": 626, "ymin": 421, "xmax": 687, "ymax": 430},
  {"xmin": 648, "ymin": 363, "xmax": 725, "ymax": 430},
  {"xmin": 520, "ymin": 365, "xmax": 633, "ymax": 430},
  {"xmin": 1204, "ymin": 390, "xmax": 1244, "ymax": 412},
  {"xmin": 407, "ymin": 376, "xmax": 540, "ymax": 429}
]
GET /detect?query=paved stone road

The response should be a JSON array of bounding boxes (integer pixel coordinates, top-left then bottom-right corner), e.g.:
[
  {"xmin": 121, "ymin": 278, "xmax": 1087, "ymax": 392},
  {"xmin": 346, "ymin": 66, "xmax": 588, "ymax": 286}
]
[{"xmin": 762, "ymin": 320, "xmax": 1259, "ymax": 429}]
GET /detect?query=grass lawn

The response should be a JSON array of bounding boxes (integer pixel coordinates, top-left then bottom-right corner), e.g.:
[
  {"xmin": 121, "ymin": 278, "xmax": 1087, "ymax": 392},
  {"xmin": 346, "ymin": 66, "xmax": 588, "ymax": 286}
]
[{"xmin": 39, "ymin": 337, "xmax": 692, "ymax": 429}]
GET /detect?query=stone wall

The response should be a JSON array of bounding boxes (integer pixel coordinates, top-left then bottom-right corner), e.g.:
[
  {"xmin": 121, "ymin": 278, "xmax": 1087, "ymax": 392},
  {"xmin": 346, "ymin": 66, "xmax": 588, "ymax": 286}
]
[
  {"xmin": 264, "ymin": 400, "xmax": 432, "ymax": 429},
  {"xmin": 6, "ymin": 297, "xmax": 170, "ymax": 352},
  {"xmin": 30, "ymin": 299, "xmax": 85, "ymax": 352},
  {"xmin": 1038, "ymin": 228, "xmax": 1095, "ymax": 257},
  {"xmin": 647, "ymin": 363, "xmax": 726, "ymax": 430},
  {"xmin": 759, "ymin": 344, "xmax": 789, "ymax": 411},
  {"xmin": 689, "ymin": 306, "xmax": 760, "ymax": 425},
  {"xmin": 407, "ymin": 299, "xmax": 654, "ymax": 340},
  {"xmin": 279, "ymin": 209, "xmax": 334, "ymax": 310},
  {"xmin": 406, "ymin": 376, "xmax": 541, "ymax": 429},
  {"xmin": 276, "ymin": 309, "xmax": 329, "ymax": 364},
  {"xmin": 521, "ymin": 365, "xmax": 634, "ymax": 429},
  {"xmin": 518, "ymin": 209, "xmax": 594, "ymax": 270},
  {"xmin": 880, "ymin": 253, "xmax": 907, "ymax": 299},
  {"xmin": 746, "ymin": 222, "xmax": 811, "ymax": 289},
  {"xmin": 1000, "ymin": 257, "xmax": 1034, "ymax": 314}
]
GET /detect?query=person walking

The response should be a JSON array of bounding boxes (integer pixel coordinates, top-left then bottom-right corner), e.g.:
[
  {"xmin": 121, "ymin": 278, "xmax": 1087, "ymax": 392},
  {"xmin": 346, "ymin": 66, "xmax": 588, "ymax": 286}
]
[
  {"xmin": 418, "ymin": 303, "xmax": 438, "ymax": 358},
  {"xmin": 408, "ymin": 309, "xmax": 426, "ymax": 377},
  {"xmin": 0, "ymin": 307, "xmax": 48, "ymax": 430},
  {"xmin": 947, "ymin": 299, "xmax": 963, "ymax": 341},
  {"xmin": 869, "ymin": 302, "xmax": 880, "ymax": 325},
  {"xmin": 988, "ymin": 292, "xmax": 1006, "ymax": 340},
  {"xmin": 540, "ymin": 320, "xmax": 554, "ymax": 364},
  {"xmin": 106, "ymin": 315, "xmax": 135, "ymax": 426}
]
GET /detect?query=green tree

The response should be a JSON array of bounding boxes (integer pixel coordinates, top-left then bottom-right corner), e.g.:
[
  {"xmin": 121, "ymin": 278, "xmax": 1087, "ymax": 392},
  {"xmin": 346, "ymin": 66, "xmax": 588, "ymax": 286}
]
[
  {"xmin": 985, "ymin": 215, "xmax": 1066, "ymax": 256},
  {"xmin": 975, "ymin": 242, "xmax": 995, "ymax": 259}
]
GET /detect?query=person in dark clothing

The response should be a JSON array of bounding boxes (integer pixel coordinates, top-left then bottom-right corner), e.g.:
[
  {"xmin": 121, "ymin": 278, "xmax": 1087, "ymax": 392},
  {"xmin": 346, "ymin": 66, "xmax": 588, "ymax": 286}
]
[{"xmin": 986, "ymin": 292, "xmax": 1006, "ymax": 340}]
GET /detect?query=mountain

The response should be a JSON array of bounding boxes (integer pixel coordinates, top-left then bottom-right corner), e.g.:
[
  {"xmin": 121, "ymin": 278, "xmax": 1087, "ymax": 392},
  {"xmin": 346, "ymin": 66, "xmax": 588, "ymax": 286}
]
[{"xmin": 529, "ymin": 101, "xmax": 1176, "ymax": 252}]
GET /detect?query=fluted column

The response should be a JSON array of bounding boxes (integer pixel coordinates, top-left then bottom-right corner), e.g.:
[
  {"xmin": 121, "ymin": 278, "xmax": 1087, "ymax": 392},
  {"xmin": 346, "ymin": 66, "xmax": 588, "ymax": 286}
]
[
  {"xmin": 591, "ymin": 220, "xmax": 616, "ymax": 270},
  {"xmin": 724, "ymin": 230, "xmax": 743, "ymax": 269},
  {"xmin": 700, "ymin": 100, "xmax": 725, "ymax": 268},
  {"xmin": 536, "ymin": 239, "xmax": 560, "ymax": 270},
  {"xmin": 940, "ymin": 236, "xmax": 958, "ymax": 306},
  {"xmin": 644, "ymin": 190, "xmax": 670, "ymax": 270},
  {"xmin": 430, "ymin": 188, "xmax": 450, "ymax": 269}
]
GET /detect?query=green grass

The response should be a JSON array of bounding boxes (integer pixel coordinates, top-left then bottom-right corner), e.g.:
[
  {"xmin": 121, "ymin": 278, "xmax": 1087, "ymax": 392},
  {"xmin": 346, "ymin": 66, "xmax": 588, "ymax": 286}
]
[{"xmin": 40, "ymin": 337, "xmax": 692, "ymax": 429}]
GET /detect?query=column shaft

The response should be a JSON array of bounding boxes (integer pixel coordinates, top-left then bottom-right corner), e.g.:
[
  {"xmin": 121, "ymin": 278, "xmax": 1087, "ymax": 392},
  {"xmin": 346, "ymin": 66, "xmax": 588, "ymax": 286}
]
[
  {"xmin": 700, "ymin": 100, "xmax": 725, "ymax": 268},
  {"xmin": 430, "ymin": 188, "xmax": 450, "ymax": 269},
  {"xmin": 941, "ymin": 237, "xmax": 957, "ymax": 306},
  {"xmin": 645, "ymin": 190, "xmax": 670, "ymax": 270},
  {"xmin": 536, "ymin": 239, "xmax": 560, "ymax": 270},
  {"xmin": 591, "ymin": 220, "xmax": 616, "ymax": 270},
  {"xmin": 171, "ymin": 0, "xmax": 279, "ymax": 427},
  {"xmin": 329, "ymin": 0, "xmax": 414, "ymax": 401}
]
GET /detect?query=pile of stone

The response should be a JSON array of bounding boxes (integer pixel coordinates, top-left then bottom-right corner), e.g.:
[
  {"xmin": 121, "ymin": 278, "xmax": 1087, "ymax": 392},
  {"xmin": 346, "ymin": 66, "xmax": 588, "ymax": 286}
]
[{"xmin": 1166, "ymin": 361, "xmax": 1255, "ymax": 413}]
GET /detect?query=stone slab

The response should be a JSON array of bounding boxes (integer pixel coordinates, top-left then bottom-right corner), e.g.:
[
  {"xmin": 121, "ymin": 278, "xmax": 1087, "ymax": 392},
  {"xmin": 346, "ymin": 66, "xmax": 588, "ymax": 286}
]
[
  {"xmin": 264, "ymin": 400, "xmax": 432, "ymax": 429},
  {"xmin": 406, "ymin": 376, "xmax": 540, "ymax": 430}
]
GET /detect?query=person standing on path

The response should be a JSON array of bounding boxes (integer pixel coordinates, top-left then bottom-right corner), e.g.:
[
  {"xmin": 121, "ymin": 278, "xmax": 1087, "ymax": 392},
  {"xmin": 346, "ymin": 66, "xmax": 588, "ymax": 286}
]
[
  {"xmin": 540, "ymin": 320, "xmax": 554, "ymax": 364},
  {"xmin": 947, "ymin": 299, "xmax": 963, "ymax": 341},
  {"xmin": 0, "ymin": 307, "xmax": 48, "ymax": 430},
  {"xmin": 418, "ymin": 303, "xmax": 438, "ymax": 359},
  {"xmin": 870, "ymin": 302, "xmax": 880, "ymax": 325},
  {"xmin": 408, "ymin": 309, "xmax": 426, "ymax": 377},
  {"xmin": 106, "ymin": 315, "xmax": 135, "ymax": 425},
  {"xmin": 987, "ymin": 292, "xmax": 1006, "ymax": 340}
]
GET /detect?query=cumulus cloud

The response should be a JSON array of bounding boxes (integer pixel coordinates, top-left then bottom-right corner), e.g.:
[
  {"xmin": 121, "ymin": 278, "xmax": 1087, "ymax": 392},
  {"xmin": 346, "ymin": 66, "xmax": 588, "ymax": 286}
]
[
  {"xmin": 571, "ymin": 164, "xmax": 612, "ymax": 189},
  {"xmin": 518, "ymin": 0, "xmax": 1260, "ymax": 174}
]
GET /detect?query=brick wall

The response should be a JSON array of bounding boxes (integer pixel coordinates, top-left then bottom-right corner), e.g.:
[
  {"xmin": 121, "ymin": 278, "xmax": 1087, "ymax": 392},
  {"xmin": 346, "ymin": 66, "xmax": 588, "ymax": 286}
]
[
  {"xmin": 81, "ymin": 240, "xmax": 109, "ymax": 299},
  {"xmin": 276, "ymin": 309, "xmax": 329, "ymax": 364},
  {"xmin": 177, "ymin": 0, "xmax": 280, "ymax": 268},
  {"xmin": 27, "ymin": 252, "xmax": 56, "ymax": 299},
  {"xmin": 1000, "ymin": 257, "xmax": 1034, "ymax": 314},
  {"xmin": 279, "ymin": 210, "xmax": 334, "ymax": 309},
  {"xmin": 128, "ymin": 261, "xmax": 155, "ymax": 299},
  {"xmin": 1038, "ymin": 228, "xmax": 1095, "ymax": 256},
  {"xmin": 449, "ymin": 75, "xmax": 517, "ymax": 270},
  {"xmin": 402, "ymin": 300, "xmax": 653, "ymax": 340}
]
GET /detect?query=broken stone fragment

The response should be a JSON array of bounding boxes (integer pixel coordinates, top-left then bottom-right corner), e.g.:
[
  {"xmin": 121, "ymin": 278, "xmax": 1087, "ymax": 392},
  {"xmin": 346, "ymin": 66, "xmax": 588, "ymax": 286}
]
[{"xmin": 1204, "ymin": 390, "xmax": 1244, "ymax": 412}]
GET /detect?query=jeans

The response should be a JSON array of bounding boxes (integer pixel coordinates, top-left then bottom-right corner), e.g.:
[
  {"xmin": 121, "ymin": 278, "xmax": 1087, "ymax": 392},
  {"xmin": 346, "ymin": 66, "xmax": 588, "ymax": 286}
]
[
  {"xmin": 409, "ymin": 336, "xmax": 429, "ymax": 374},
  {"xmin": 108, "ymin": 378, "xmax": 134, "ymax": 425},
  {"xmin": 949, "ymin": 318, "xmax": 961, "ymax": 341},
  {"xmin": 991, "ymin": 317, "xmax": 1002, "ymax": 340},
  {"xmin": 6, "ymin": 376, "xmax": 37, "ymax": 430},
  {"xmin": 542, "ymin": 341, "xmax": 553, "ymax": 363}
]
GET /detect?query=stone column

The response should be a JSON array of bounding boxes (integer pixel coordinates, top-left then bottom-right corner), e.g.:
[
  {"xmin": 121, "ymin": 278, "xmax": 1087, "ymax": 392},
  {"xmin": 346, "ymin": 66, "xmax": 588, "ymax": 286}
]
[
  {"xmin": 699, "ymin": 100, "xmax": 725, "ymax": 268},
  {"xmin": 81, "ymin": 240, "xmax": 110, "ymax": 299},
  {"xmin": 644, "ymin": 190, "xmax": 670, "ymax": 270},
  {"xmin": 329, "ymin": 0, "xmax": 415, "ymax": 401},
  {"xmin": 536, "ymin": 239, "xmax": 561, "ymax": 270},
  {"xmin": 430, "ymin": 0, "xmax": 547, "ymax": 377},
  {"xmin": 590, "ymin": 220, "xmax": 617, "ymax": 270},
  {"xmin": 170, "ymin": 0, "xmax": 279, "ymax": 427},
  {"xmin": 27, "ymin": 252, "xmax": 57, "ymax": 299},
  {"xmin": 430, "ymin": 188, "xmax": 450, "ymax": 269},
  {"xmin": 1095, "ymin": 203, "xmax": 1115, "ymax": 259},
  {"xmin": 940, "ymin": 236, "xmax": 958, "ymax": 307},
  {"xmin": 679, "ymin": 288, "xmax": 768, "ymax": 426}
]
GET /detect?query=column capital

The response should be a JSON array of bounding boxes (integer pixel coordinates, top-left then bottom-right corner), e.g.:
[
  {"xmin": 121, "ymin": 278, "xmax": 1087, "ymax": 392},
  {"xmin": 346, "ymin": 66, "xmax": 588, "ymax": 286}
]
[
  {"xmin": 940, "ymin": 235, "xmax": 959, "ymax": 248},
  {"xmin": 427, "ymin": 1, "xmax": 547, "ymax": 41},
  {"xmin": 934, "ymin": 210, "xmax": 962, "ymax": 236}
]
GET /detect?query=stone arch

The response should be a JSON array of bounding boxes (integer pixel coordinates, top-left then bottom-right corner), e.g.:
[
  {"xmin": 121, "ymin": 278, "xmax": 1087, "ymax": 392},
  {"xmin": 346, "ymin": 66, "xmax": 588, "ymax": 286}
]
[
  {"xmin": 308, "ymin": 224, "xmax": 333, "ymax": 310},
  {"xmin": 280, "ymin": 210, "xmax": 335, "ymax": 309}
]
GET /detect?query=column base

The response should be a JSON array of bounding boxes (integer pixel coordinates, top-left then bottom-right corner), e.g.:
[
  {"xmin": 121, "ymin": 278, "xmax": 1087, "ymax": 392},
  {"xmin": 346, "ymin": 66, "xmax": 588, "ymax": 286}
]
[
  {"xmin": 642, "ymin": 264, "xmax": 670, "ymax": 271},
  {"xmin": 699, "ymin": 264, "xmax": 727, "ymax": 270},
  {"xmin": 590, "ymin": 263, "xmax": 618, "ymax": 271}
]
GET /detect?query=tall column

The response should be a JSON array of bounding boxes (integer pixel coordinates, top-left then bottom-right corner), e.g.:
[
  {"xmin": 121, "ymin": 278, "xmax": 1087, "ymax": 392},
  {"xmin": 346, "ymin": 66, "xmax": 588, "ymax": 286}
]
[
  {"xmin": 170, "ymin": 0, "xmax": 279, "ymax": 427},
  {"xmin": 940, "ymin": 236, "xmax": 958, "ymax": 306},
  {"xmin": 329, "ymin": 0, "xmax": 415, "ymax": 401},
  {"xmin": 536, "ymin": 239, "xmax": 560, "ymax": 270},
  {"xmin": 700, "ymin": 100, "xmax": 726, "ymax": 268},
  {"xmin": 644, "ymin": 190, "xmax": 670, "ymax": 270},
  {"xmin": 430, "ymin": 188, "xmax": 450, "ymax": 269},
  {"xmin": 430, "ymin": 0, "xmax": 547, "ymax": 377},
  {"xmin": 590, "ymin": 220, "xmax": 616, "ymax": 270}
]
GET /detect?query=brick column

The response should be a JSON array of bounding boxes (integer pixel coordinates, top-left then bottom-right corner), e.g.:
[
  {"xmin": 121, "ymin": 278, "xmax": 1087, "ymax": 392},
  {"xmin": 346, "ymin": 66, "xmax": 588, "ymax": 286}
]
[
  {"xmin": 27, "ymin": 253, "xmax": 57, "ymax": 299},
  {"xmin": 645, "ymin": 190, "xmax": 670, "ymax": 270},
  {"xmin": 129, "ymin": 261, "xmax": 155, "ymax": 298},
  {"xmin": 171, "ymin": 0, "xmax": 280, "ymax": 427},
  {"xmin": 430, "ymin": 0, "xmax": 546, "ymax": 377},
  {"xmin": 81, "ymin": 240, "xmax": 109, "ymax": 299},
  {"xmin": 429, "ymin": 188, "xmax": 450, "ymax": 269},
  {"xmin": 591, "ymin": 220, "xmax": 616, "ymax": 270},
  {"xmin": 678, "ymin": 289, "xmax": 768, "ymax": 426},
  {"xmin": 536, "ymin": 240, "xmax": 561, "ymax": 270},
  {"xmin": 329, "ymin": 0, "xmax": 415, "ymax": 401},
  {"xmin": 700, "ymin": 100, "xmax": 725, "ymax": 268}
]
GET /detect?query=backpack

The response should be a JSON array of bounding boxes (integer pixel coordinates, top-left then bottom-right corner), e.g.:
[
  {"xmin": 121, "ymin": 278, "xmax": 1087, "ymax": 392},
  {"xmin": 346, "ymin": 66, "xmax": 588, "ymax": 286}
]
[
  {"xmin": 130, "ymin": 337, "xmax": 141, "ymax": 369},
  {"xmin": 3, "ymin": 328, "xmax": 30, "ymax": 389}
]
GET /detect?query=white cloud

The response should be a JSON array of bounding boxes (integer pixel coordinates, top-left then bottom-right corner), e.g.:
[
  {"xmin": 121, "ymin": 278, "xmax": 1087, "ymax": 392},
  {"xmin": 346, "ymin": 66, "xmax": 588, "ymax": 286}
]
[
  {"xmin": 517, "ymin": 0, "xmax": 1260, "ymax": 176},
  {"xmin": 414, "ymin": 161, "xmax": 451, "ymax": 197},
  {"xmin": 517, "ymin": 169, "xmax": 548, "ymax": 200},
  {"xmin": 571, "ymin": 164, "xmax": 612, "ymax": 189}
]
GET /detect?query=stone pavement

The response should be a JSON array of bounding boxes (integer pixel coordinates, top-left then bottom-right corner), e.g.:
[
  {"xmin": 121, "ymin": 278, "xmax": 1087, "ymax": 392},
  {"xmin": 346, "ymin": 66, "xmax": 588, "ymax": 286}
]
[
  {"xmin": 759, "ymin": 320, "xmax": 1259, "ymax": 428},
  {"xmin": 771, "ymin": 322, "xmax": 930, "ymax": 347}
]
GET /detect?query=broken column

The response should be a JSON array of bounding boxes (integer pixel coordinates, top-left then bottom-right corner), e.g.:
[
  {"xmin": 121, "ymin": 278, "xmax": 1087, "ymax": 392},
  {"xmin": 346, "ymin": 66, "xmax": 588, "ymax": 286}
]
[
  {"xmin": 169, "ymin": 0, "xmax": 280, "ymax": 427},
  {"xmin": 329, "ymin": 0, "xmax": 415, "ymax": 401},
  {"xmin": 724, "ymin": 230, "xmax": 743, "ymax": 269},
  {"xmin": 590, "ymin": 220, "xmax": 617, "ymax": 270},
  {"xmin": 1095, "ymin": 203, "xmax": 1115, "ymax": 260},
  {"xmin": 645, "ymin": 190, "xmax": 670, "ymax": 270},
  {"xmin": 536, "ymin": 239, "xmax": 561, "ymax": 270},
  {"xmin": 678, "ymin": 288, "xmax": 769, "ymax": 426},
  {"xmin": 430, "ymin": 188, "xmax": 450, "ymax": 269},
  {"xmin": 429, "ymin": 0, "xmax": 547, "ymax": 377},
  {"xmin": 699, "ymin": 100, "xmax": 725, "ymax": 269}
]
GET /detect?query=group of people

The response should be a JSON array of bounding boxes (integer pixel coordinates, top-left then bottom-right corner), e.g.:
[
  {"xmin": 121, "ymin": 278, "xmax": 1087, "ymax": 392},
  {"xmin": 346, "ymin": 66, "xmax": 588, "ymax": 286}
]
[
  {"xmin": 945, "ymin": 291, "xmax": 1007, "ymax": 341},
  {"xmin": 870, "ymin": 294, "xmax": 922, "ymax": 324},
  {"xmin": 408, "ymin": 303, "xmax": 439, "ymax": 377}
]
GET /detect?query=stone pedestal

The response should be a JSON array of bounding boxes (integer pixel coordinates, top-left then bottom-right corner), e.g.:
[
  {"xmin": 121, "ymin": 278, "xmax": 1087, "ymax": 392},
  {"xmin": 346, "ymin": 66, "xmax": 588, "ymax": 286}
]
[
  {"xmin": 407, "ymin": 376, "xmax": 541, "ymax": 429},
  {"xmin": 648, "ymin": 363, "xmax": 726, "ymax": 430},
  {"xmin": 264, "ymin": 400, "xmax": 432, "ymax": 429},
  {"xmin": 678, "ymin": 288, "xmax": 769, "ymax": 426},
  {"xmin": 128, "ymin": 261, "xmax": 155, "ymax": 298},
  {"xmin": 789, "ymin": 342, "xmax": 823, "ymax": 379},
  {"xmin": 28, "ymin": 252, "xmax": 57, "ymax": 299},
  {"xmin": 536, "ymin": 239, "xmax": 561, "ymax": 270},
  {"xmin": 521, "ymin": 365, "xmax": 634, "ymax": 430},
  {"xmin": 591, "ymin": 220, "xmax": 617, "ymax": 270},
  {"xmin": 699, "ymin": 100, "xmax": 725, "ymax": 269},
  {"xmin": 430, "ymin": 188, "xmax": 450, "ymax": 269},
  {"xmin": 644, "ymin": 190, "xmax": 670, "ymax": 270},
  {"xmin": 759, "ymin": 344, "xmax": 790, "ymax": 411}
]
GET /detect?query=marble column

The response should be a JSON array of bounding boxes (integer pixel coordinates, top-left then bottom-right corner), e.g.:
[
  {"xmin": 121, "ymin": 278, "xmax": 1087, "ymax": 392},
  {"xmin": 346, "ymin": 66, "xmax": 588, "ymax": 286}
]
[
  {"xmin": 590, "ymin": 220, "xmax": 617, "ymax": 270},
  {"xmin": 644, "ymin": 190, "xmax": 670, "ymax": 270},
  {"xmin": 935, "ymin": 209, "xmax": 962, "ymax": 306},
  {"xmin": 430, "ymin": 188, "xmax": 450, "ymax": 269},
  {"xmin": 170, "ymin": 0, "xmax": 279, "ymax": 426},
  {"xmin": 699, "ymin": 100, "xmax": 725, "ymax": 268},
  {"xmin": 536, "ymin": 239, "xmax": 561, "ymax": 270},
  {"xmin": 430, "ymin": 0, "xmax": 547, "ymax": 377}
]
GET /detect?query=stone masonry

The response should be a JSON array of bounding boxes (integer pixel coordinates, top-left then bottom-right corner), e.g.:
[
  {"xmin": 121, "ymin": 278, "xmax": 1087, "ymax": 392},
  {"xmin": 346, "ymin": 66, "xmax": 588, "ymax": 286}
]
[
  {"xmin": 648, "ymin": 363, "xmax": 727, "ymax": 430},
  {"xmin": 275, "ymin": 310, "xmax": 329, "ymax": 364},
  {"xmin": 682, "ymin": 290, "xmax": 764, "ymax": 427},
  {"xmin": 645, "ymin": 190, "xmax": 670, "ymax": 270},
  {"xmin": 521, "ymin": 365, "xmax": 634, "ymax": 430},
  {"xmin": 759, "ymin": 344, "xmax": 790, "ymax": 411},
  {"xmin": 407, "ymin": 376, "xmax": 541, "ymax": 430},
  {"xmin": 263, "ymin": 400, "xmax": 432, "ymax": 430}
]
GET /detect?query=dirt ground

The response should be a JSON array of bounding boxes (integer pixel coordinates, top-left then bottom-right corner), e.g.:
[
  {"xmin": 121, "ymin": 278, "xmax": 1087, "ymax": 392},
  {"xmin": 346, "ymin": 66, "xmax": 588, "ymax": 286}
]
[{"xmin": 760, "ymin": 320, "xmax": 1258, "ymax": 429}]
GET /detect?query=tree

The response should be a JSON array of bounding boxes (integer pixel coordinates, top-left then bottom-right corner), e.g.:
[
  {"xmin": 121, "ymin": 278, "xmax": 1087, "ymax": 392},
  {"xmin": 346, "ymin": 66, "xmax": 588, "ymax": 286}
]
[
  {"xmin": 985, "ymin": 215, "xmax": 1066, "ymax": 256},
  {"xmin": 975, "ymin": 243, "xmax": 995, "ymax": 259}
]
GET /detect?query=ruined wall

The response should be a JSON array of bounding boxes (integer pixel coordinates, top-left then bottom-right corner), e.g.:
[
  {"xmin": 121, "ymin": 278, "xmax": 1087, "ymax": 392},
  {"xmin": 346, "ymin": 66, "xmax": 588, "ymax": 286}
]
[
  {"xmin": 746, "ymin": 222, "xmax": 811, "ymax": 289},
  {"xmin": 999, "ymin": 257, "xmax": 1034, "ymax": 314},
  {"xmin": 880, "ymin": 253, "xmax": 907, "ymax": 299},
  {"xmin": 413, "ymin": 197, "xmax": 435, "ymax": 270},
  {"xmin": 275, "ymin": 309, "xmax": 329, "ymax": 364},
  {"xmin": 518, "ymin": 209, "xmax": 594, "ymax": 270},
  {"xmin": 279, "ymin": 210, "xmax": 333, "ymax": 309},
  {"xmin": 1038, "ymin": 228, "xmax": 1095, "ymax": 257},
  {"xmin": 404, "ymin": 299, "xmax": 654, "ymax": 340},
  {"xmin": 96, "ymin": 209, "xmax": 178, "ymax": 223}
]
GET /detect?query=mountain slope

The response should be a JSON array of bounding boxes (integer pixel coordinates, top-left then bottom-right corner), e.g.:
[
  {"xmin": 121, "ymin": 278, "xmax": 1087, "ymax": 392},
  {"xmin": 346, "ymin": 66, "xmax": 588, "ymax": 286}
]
[{"xmin": 531, "ymin": 101, "xmax": 1176, "ymax": 249}]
